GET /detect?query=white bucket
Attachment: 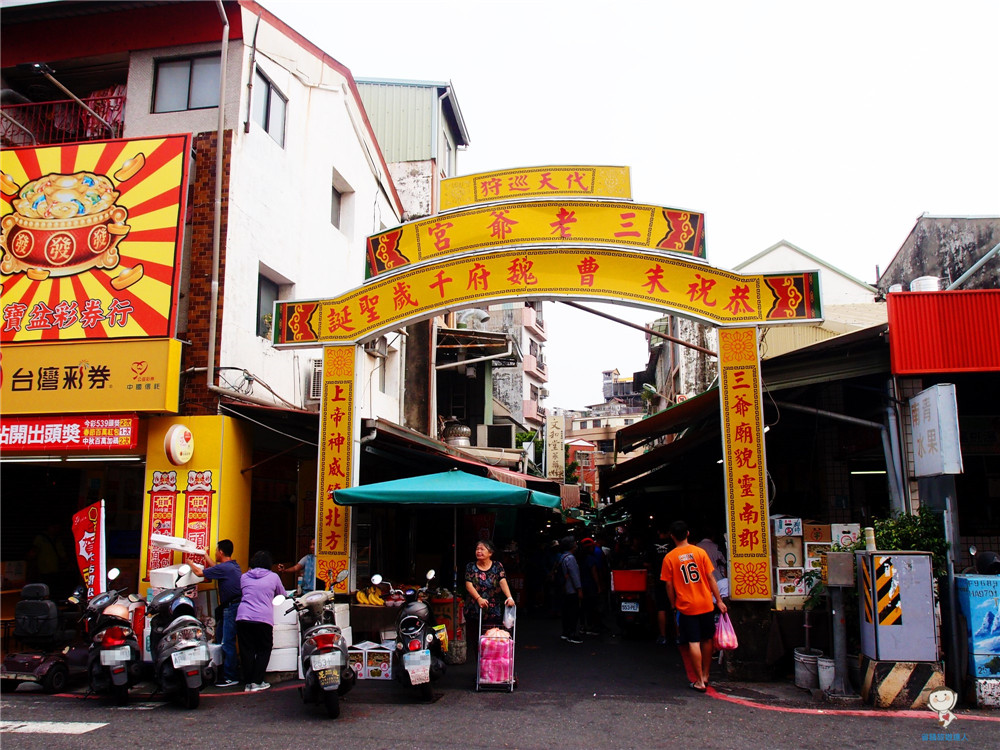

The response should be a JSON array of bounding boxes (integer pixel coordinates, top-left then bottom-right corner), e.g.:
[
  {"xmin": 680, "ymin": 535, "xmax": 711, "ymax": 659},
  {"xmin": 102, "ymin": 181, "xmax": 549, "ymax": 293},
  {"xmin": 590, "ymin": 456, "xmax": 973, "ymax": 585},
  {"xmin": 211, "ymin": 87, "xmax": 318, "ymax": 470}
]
[
  {"xmin": 793, "ymin": 647, "xmax": 822, "ymax": 690},
  {"xmin": 817, "ymin": 656, "xmax": 836, "ymax": 692}
]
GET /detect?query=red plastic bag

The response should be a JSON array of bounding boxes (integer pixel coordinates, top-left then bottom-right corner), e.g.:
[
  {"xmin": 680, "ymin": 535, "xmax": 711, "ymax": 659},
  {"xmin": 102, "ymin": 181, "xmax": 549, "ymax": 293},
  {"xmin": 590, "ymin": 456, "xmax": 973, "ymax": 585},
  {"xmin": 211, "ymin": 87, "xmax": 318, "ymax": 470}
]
[{"xmin": 714, "ymin": 612, "xmax": 738, "ymax": 651}]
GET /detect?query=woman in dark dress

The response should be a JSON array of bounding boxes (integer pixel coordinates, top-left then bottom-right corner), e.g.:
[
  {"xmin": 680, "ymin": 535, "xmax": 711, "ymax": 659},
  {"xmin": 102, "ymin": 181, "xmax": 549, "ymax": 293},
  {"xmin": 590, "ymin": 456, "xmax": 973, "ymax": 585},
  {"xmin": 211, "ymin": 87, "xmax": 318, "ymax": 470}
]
[{"xmin": 464, "ymin": 539, "xmax": 515, "ymax": 652}]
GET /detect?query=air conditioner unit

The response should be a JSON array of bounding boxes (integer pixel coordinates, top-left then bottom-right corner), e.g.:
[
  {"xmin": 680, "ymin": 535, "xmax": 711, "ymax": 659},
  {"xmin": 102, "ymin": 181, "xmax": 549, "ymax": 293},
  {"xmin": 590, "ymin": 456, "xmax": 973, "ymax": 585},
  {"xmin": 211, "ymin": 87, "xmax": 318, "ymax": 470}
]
[
  {"xmin": 476, "ymin": 423, "xmax": 517, "ymax": 449},
  {"xmin": 363, "ymin": 336, "xmax": 388, "ymax": 358},
  {"xmin": 539, "ymin": 388, "xmax": 550, "ymax": 399},
  {"xmin": 308, "ymin": 359, "xmax": 324, "ymax": 401}
]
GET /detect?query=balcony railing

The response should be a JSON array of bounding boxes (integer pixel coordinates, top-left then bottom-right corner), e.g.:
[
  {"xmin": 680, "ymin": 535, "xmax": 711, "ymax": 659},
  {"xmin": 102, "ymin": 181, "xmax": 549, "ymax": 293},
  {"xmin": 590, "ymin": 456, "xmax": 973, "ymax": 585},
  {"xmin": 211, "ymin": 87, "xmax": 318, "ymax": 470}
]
[
  {"xmin": 1, "ymin": 95, "xmax": 125, "ymax": 147},
  {"xmin": 523, "ymin": 305, "xmax": 547, "ymax": 340}
]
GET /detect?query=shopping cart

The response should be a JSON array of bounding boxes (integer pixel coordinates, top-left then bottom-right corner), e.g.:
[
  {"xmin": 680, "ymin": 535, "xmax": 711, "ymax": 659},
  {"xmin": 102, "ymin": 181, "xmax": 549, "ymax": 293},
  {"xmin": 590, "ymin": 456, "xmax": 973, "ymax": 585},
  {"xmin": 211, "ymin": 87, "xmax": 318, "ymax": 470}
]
[{"xmin": 475, "ymin": 606, "xmax": 515, "ymax": 692}]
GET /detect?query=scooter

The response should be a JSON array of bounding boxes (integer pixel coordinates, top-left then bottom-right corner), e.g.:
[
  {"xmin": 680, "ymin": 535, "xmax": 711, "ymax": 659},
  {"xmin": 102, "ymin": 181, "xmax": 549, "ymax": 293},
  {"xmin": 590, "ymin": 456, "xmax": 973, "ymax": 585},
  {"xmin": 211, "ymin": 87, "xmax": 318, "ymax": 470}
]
[
  {"xmin": 82, "ymin": 568, "xmax": 142, "ymax": 705},
  {"xmin": 0, "ymin": 583, "xmax": 87, "ymax": 693},
  {"xmin": 275, "ymin": 569, "xmax": 354, "ymax": 718},
  {"xmin": 146, "ymin": 564, "xmax": 212, "ymax": 709},
  {"xmin": 372, "ymin": 570, "xmax": 446, "ymax": 701},
  {"xmin": 610, "ymin": 569, "xmax": 648, "ymax": 637}
]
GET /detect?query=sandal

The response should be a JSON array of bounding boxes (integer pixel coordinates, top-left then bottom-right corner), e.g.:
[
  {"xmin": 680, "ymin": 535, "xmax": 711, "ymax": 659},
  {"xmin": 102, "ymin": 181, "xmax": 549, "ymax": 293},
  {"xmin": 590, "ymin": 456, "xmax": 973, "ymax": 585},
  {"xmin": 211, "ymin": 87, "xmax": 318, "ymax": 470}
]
[{"xmin": 689, "ymin": 682, "xmax": 707, "ymax": 693}]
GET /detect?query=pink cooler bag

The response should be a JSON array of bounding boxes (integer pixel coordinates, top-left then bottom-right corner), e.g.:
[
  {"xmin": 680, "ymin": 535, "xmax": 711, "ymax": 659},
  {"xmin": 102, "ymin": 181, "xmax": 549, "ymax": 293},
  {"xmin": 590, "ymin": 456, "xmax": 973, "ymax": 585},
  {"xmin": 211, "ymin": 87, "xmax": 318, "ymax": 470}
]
[{"xmin": 478, "ymin": 636, "xmax": 513, "ymax": 683}]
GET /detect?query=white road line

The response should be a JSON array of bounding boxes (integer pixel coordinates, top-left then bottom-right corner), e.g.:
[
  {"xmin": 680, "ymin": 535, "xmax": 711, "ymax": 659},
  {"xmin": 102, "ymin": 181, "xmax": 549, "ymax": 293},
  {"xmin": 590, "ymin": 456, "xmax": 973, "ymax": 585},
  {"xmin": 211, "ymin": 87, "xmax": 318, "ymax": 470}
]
[{"xmin": 0, "ymin": 720, "xmax": 108, "ymax": 734}]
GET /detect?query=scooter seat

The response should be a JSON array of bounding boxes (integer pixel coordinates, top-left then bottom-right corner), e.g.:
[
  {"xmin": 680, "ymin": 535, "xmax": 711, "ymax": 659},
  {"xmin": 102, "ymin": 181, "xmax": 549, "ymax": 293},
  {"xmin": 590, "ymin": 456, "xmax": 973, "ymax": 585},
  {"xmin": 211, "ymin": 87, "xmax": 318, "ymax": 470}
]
[{"xmin": 14, "ymin": 599, "xmax": 59, "ymax": 639}]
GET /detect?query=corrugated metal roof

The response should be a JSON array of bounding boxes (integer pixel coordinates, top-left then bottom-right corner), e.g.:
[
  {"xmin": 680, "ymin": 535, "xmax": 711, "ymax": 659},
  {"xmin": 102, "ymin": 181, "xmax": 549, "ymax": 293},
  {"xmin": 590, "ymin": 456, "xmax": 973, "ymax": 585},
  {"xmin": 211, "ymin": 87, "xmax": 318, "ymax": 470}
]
[
  {"xmin": 887, "ymin": 290, "xmax": 1000, "ymax": 374},
  {"xmin": 358, "ymin": 82, "xmax": 436, "ymax": 162}
]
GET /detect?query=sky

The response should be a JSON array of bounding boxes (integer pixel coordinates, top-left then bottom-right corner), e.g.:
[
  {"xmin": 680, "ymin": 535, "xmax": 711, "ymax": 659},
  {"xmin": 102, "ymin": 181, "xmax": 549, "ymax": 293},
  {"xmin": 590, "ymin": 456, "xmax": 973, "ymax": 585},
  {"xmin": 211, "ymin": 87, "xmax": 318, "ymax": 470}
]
[{"xmin": 262, "ymin": 0, "xmax": 1000, "ymax": 411}]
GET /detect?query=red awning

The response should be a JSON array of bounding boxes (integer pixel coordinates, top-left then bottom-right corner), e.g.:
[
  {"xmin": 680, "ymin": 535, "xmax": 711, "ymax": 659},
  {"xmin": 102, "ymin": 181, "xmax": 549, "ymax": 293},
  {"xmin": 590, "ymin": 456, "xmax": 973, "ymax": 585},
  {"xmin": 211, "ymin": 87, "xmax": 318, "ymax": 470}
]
[{"xmin": 887, "ymin": 290, "xmax": 1000, "ymax": 374}]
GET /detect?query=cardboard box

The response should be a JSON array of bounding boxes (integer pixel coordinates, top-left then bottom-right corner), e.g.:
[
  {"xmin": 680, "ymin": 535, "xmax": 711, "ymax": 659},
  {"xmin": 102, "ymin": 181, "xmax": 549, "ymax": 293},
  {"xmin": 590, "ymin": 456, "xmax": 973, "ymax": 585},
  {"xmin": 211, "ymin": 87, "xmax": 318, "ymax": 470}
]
[
  {"xmin": 802, "ymin": 523, "xmax": 831, "ymax": 543},
  {"xmin": 775, "ymin": 595, "xmax": 807, "ymax": 611},
  {"xmin": 365, "ymin": 646, "xmax": 393, "ymax": 679},
  {"xmin": 775, "ymin": 567, "xmax": 806, "ymax": 595},
  {"xmin": 772, "ymin": 517, "xmax": 802, "ymax": 537},
  {"xmin": 774, "ymin": 536, "xmax": 803, "ymax": 567},
  {"xmin": 831, "ymin": 524, "xmax": 861, "ymax": 547},
  {"xmin": 805, "ymin": 542, "xmax": 831, "ymax": 570},
  {"xmin": 348, "ymin": 641, "xmax": 393, "ymax": 679}
]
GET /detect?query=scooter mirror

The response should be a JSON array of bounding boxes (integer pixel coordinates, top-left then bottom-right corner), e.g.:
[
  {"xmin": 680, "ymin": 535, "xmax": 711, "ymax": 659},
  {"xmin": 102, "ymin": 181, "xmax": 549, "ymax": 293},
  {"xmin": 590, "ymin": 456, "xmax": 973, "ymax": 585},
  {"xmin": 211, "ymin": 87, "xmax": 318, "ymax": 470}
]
[
  {"xmin": 425, "ymin": 569, "xmax": 436, "ymax": 582},
  {"xmin": 370, "ymin": 574, "xmax": 383, "ymax": 586},
  {"xmin": 107, "ymin": 567, "xmax": 120, "ymax": 582},
  {"xmin": 970, "ymin": 545, "xmax": 978, "ymax": 557},
  {"xmin": 273, "ymin": 594, "xmax": 286, "ymax": 606},
  {"xmin": 334, "ymin": 569, "xmax": 349, "ymax": 584}
]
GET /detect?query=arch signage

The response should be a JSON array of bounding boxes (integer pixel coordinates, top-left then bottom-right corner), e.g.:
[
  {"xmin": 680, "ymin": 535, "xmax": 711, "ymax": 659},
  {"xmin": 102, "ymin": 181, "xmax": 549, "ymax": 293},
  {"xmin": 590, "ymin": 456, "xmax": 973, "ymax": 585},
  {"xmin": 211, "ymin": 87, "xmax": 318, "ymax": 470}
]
[{"xmin": 274, "ymin": 165, "xmax": 824, "ymax": 601}]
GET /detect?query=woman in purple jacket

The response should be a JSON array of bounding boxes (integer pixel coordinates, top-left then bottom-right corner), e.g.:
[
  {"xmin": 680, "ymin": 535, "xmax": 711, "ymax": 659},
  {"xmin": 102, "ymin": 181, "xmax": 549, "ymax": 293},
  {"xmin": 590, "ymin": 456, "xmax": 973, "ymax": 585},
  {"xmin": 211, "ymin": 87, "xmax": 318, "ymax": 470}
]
[{"xmin": 236, "ymin": 550, "xmax": 287, "ymax": 692}]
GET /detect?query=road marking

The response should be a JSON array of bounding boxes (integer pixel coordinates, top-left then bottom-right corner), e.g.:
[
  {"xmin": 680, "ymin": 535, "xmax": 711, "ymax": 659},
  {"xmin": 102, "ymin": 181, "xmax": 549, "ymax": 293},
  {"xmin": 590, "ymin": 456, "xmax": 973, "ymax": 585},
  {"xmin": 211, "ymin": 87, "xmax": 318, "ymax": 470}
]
[
  {"xmin": 1, "ymin": 720, "xmax": 108, "ymax": 734},
  {"xmin": 706, "ymin": 688, "xmax": 1000, "ymax": 722}
]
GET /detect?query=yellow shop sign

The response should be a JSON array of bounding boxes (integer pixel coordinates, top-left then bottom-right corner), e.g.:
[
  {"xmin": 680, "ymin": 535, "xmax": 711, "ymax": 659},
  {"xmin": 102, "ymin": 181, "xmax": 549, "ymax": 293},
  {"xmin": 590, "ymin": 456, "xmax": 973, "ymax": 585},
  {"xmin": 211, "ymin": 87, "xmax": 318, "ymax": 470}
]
[{"xmin": 1, "ymin": 338, "xmax": 181, "ymax": 415}]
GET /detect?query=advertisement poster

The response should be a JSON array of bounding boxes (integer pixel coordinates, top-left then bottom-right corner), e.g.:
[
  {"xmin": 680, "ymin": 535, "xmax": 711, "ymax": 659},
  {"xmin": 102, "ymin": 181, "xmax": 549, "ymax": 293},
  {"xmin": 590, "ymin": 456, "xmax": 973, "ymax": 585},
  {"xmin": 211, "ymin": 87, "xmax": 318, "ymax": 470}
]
[
  {"xmin": 146, "ymin": 470, "xmax": 177, "ymax": 577},
  {"xmin": 182, "ymin": 471, "xmax": 214, "ymax": 567},
  {"xmin": 72, "ymin": 500, "xmax": 106, "ymax": 599}
]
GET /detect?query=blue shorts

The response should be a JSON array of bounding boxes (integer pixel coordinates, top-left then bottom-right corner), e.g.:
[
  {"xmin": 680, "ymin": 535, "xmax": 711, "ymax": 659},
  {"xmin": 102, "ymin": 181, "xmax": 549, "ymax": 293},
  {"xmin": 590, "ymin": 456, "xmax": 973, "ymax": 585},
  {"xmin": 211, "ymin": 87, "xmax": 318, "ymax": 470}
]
[{"xmin": 676, "ymin": 611, "xmax": 715, "ymax": 643}]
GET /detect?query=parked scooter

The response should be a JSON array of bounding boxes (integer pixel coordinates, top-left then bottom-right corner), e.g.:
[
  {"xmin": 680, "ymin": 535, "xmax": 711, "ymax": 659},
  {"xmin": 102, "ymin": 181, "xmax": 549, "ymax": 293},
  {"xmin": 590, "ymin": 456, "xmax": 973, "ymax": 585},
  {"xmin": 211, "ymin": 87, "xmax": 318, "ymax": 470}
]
[
  {"xmin": 146, "ymin": 563, "xmax": 212, "ymax": 709},
  {"xmin": 82, "ymin": 568, "xmax": 142, "ymax": 705},
  {"xmin": 275, "ymin": 569, "xmax": 354, "ymax": 718},
  {"xmin": 0, "ymin": 583, "xmax": 86, "ymax": 693},
  {"xmin": 372, "ymin": 571, "xmax": 446, "ymax": 701}
]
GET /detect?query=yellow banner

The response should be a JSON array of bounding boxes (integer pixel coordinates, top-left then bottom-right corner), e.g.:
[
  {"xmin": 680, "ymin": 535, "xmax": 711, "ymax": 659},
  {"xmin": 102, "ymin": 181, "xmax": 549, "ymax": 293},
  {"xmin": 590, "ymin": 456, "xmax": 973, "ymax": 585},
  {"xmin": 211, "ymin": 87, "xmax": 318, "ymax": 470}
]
[
  {"xmin": 277, "ymin": 249, "xmax": 822, "ymax": 348},
  {"xmin": 1, "ymin": 135, "xmax": 191, "ymax": 343},
  {"xmin": 439, "ymin": 165, "xmax": 631, "ymax": 211},
  {"xmin": 317, "ymin": 345, "xmax": 356, "ymax": 593},
  {"xmin": 365, "ymin": 200, "xmax": 704, "ymax": 276},
  {"xmin": 1, "ymin": 338, "xmax": 181, "ymax": 414},
  {"xmin": 719, "ymin": 327, "xmax": 772, "ymax": 600}
]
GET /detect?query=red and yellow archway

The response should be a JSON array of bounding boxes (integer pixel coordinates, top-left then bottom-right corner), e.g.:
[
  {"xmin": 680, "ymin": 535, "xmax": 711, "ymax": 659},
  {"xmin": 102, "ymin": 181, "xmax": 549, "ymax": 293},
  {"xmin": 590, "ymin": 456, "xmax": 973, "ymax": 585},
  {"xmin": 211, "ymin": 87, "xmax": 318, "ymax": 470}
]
[{"xmin": 274, "ymin": 164, "xmax": 824, "ymax": 601}]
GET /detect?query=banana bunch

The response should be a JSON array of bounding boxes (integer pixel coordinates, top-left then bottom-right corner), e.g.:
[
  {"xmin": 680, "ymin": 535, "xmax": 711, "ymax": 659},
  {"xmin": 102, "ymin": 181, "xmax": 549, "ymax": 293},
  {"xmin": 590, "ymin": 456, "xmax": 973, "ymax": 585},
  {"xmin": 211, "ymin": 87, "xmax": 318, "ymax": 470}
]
[{"xmin": 354, "ymin": 586, "xmax": 385, "ymax": 606}]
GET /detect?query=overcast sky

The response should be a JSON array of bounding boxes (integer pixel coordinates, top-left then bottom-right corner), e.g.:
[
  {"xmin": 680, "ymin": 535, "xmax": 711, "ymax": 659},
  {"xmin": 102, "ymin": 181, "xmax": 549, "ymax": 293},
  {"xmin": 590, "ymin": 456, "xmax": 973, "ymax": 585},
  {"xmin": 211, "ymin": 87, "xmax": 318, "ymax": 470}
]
[{"xmin": 263, "ymin": 0, "xmax": 1000, "ymax": 410}]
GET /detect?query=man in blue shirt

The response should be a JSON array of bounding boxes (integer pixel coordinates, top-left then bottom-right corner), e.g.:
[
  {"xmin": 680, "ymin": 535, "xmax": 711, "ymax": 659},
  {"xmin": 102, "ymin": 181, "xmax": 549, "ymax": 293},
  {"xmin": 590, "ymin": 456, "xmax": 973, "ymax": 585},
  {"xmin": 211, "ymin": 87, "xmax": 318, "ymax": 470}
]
[
  {"xmin": 278, "ymin": 538, "xmax": 317, "ymax": 591},
  {"xmin": 191, "ymin": 539, "xmax": 242, "ymax": 687}
]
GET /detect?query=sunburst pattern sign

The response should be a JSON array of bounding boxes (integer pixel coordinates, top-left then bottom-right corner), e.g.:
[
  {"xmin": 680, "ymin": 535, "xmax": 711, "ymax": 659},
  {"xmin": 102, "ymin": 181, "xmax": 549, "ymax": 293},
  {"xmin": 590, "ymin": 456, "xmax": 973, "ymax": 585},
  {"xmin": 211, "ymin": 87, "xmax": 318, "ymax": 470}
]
[{"xmin": 0, "ymin": 134, "xmax": 191, "ymax": 343}]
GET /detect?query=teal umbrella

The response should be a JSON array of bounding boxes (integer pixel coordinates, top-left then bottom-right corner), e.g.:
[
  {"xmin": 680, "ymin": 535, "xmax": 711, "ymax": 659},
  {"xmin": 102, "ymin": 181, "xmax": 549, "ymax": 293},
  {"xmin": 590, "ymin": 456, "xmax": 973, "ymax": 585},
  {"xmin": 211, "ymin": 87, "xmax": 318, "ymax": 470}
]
[{"xmin": 333, "ymin": 468, "xmax": 560, "ymax": 509}]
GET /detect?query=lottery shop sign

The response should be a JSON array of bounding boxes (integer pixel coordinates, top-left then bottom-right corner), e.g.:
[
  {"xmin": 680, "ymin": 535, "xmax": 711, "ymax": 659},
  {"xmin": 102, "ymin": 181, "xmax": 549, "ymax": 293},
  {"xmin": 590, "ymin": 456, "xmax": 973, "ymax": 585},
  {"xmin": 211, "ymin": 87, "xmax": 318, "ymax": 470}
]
[
  {"xmin": 1, "ymin": 338, "xmax": 181, "ymax": 415},
  {"xmin": 0, "ymin": 414, "xmax": 138, "ymax": 451},
  {"xmin": 1, "ymin": 134, "xmax": 191, "ymax": 344}
]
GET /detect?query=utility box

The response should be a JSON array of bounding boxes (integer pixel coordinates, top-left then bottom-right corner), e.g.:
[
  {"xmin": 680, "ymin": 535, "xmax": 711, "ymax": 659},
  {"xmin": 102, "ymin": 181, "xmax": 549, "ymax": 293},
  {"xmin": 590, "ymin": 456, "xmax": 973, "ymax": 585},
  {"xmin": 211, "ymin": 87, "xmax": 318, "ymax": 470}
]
[{"xmin": 856, "ymin": 551, "xmax": 937, "ymax": 662}]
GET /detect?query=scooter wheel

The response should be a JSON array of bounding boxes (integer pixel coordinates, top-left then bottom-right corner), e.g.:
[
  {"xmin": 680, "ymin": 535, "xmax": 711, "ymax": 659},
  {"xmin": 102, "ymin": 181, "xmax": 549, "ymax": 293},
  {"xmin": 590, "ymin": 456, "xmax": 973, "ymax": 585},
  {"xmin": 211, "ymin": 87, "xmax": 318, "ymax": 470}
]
[
  {"xmin": 181, "ymin": 686, "xmax": 201, "ymax": 710},
  {"xmin": 112, "ymin": 683, "xmax": 128, "ymax": 706},
  {"xmin": 42, "ymin": 663, "xmax": 69, "ymax": 694},
  {"xmin": 418, "ymin": 682, "xmax": 433, "ymax": 702},
  {"xmin": 322, "ymin": 691, "xmax": 340, "ymax": 719},
  {"xmin": 0, "ymin": 679, "xmax": 17, "ymax": 693}
]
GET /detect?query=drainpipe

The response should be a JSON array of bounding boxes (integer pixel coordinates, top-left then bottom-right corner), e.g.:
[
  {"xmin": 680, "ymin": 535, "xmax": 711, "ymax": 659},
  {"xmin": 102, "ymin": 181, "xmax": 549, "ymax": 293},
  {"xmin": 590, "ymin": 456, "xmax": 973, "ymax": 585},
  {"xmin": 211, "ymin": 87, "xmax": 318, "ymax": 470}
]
[
  {"xmin": 774, "ymin": 401, "xmax": 905, "ymax": 514},
  {"xmin": 207, "ymin": 0, "xmax": 230, "ymax": 392},
  {"xmin": 429, "ymin": 320, "xmax": 439, "ymax": 437}
]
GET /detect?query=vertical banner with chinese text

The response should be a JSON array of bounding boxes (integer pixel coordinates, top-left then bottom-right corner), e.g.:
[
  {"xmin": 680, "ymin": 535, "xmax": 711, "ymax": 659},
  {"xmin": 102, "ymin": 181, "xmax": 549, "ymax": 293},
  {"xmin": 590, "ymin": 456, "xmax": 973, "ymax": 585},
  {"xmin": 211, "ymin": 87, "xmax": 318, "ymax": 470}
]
[
  {"xmin": 146, "ymin": 470, "xmax": 178, "ymax": 578},
  {"xmin": 719, "ymin": 327, "xmax": 772, "ymax": 600},
  {"xmin": 182, "ymin": 470, "xmax": 214, "ymax": 566},
  {"xmin": 318, "ymin": 345, "xmax": 357, "ymax": 593},
  {"xmin": 72, "ymin": 500, "xmax": 106, "ymax": 599}
]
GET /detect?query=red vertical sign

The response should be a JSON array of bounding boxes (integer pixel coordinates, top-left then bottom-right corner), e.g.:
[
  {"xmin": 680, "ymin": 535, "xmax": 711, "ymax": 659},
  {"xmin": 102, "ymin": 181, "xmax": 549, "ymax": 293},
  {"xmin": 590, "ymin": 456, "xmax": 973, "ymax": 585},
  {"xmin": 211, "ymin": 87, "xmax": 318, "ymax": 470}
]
[
  {"xmin": 146, "ymin": 470, "xmax": 178, "ymax": 577},
  {"xmin": 182, "ymin": 470, "xmax": 214, "ymax": 566},
  {"xmin": 72, "ymin": 500, "xmax": 106, "ymax": 599}
]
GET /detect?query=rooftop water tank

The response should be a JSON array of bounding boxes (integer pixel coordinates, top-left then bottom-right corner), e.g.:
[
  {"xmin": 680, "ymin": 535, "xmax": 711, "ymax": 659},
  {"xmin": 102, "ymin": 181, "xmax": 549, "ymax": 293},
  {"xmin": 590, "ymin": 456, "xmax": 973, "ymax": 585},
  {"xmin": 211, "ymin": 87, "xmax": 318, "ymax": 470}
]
[{"xmin": 910, "ymin": 276, "xmax": 941, "ymax": 291}]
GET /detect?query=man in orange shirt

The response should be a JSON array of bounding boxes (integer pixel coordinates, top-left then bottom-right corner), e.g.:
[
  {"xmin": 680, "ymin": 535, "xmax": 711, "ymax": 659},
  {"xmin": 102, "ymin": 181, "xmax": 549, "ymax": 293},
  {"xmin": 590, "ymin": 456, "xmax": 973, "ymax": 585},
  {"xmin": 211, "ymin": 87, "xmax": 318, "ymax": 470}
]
[{"xmin": 660, "ymin": 520, "xmax": 727, "ymax": 692}]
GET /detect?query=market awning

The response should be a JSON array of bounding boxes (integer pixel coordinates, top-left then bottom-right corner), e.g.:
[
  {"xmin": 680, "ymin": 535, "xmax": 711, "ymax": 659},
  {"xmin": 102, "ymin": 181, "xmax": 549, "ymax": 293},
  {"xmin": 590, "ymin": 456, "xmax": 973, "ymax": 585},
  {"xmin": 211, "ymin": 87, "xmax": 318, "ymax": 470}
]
[
  {"xmin": 615, "ymin": 387, "xmax": 720, "ymax": 454},
  {"xmin": 332, "ymin": 469, "xmax": 561, "ymax": 508}
]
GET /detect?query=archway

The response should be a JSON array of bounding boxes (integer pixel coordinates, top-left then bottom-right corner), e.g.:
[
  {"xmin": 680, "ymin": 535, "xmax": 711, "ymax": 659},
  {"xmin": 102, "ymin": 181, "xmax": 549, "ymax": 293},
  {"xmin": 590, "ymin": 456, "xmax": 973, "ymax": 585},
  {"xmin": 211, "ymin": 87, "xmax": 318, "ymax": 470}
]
[{"xmin": 273, "ymin": 164, "xmax": 823, "ymax": 602}]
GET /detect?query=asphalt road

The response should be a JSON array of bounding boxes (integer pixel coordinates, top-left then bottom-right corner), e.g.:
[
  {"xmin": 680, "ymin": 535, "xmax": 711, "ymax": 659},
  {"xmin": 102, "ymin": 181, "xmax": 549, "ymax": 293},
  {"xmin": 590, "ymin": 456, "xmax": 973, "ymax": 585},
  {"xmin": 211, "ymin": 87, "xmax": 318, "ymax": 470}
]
[{"xmin": 3, "ymin": 615, "xmax": 999, "ymax": 749}]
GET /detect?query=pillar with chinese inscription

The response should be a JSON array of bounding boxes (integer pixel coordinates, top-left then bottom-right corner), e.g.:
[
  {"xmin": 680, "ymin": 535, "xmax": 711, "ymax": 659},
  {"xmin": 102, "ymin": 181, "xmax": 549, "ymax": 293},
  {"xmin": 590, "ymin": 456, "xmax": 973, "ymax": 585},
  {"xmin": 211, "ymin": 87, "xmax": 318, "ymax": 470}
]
[{"xmin": 718, "ymin": 328, "xmax": 772, "ymax": 601}]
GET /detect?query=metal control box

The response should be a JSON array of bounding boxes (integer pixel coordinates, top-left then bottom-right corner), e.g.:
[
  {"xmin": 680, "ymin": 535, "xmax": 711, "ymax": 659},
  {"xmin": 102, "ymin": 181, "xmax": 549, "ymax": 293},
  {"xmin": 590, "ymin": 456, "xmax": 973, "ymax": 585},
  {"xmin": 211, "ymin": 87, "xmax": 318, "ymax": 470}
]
[{"xmin": 856, "ymin": 551, "xmax": 937, "ymax": 662}]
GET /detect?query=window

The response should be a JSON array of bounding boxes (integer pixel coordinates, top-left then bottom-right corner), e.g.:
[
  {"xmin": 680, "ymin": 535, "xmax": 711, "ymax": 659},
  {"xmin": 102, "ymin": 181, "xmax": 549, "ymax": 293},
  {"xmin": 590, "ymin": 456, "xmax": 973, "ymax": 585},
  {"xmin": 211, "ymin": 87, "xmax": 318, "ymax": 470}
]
[
  {"xmin": 331, "ymin": 186, "xmax": 342, "ymax": 228},
  {"xmin": 597, "ymin": 440, "xmax": 614, "ymax": 453},
  {"xmin": 530, "ymin": 385, "xmax": 539, "ymax": 402},
  {"xmin": 153, "ymin": 55, "xmax": 220, "ymax": 113},
  {"xmin": 252, "ymin": 68, "xmax": 286, "ymax": 146},
  {"xmin": 257, "ymin": 275, "xmax": 279, "ymax": 338}
]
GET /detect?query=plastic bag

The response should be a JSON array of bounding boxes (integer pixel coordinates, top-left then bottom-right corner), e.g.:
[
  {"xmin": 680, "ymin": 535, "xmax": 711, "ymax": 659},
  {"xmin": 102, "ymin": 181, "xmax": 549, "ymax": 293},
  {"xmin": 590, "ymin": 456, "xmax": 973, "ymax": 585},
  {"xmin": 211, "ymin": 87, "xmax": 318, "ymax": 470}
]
[
  {"xmin": 714, "ymin": 612, "xmax": 738, "ymax": 651},
  {"xmin": 503, "ymin": 602, "xmax": 516, "ymax": 629}
]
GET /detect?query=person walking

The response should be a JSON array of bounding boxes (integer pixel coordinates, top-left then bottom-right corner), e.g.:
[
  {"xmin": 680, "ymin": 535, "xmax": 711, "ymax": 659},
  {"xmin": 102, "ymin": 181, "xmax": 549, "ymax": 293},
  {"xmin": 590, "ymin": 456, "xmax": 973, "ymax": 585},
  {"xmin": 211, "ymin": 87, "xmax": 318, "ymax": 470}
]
[
  {"xmin": 236, "ymin": 550, "xmax": 286, "ymax": 692},
  {"xmin": 660, "ymin": 521, "xmax": 727, "ymax": 692},
  {"xmin": 190, "ymin": 539, "xmax": 242, "ymax": 687},
  {"xmin": 557, "ymin": 536, "xmax": 583, "ymax": 644}
]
